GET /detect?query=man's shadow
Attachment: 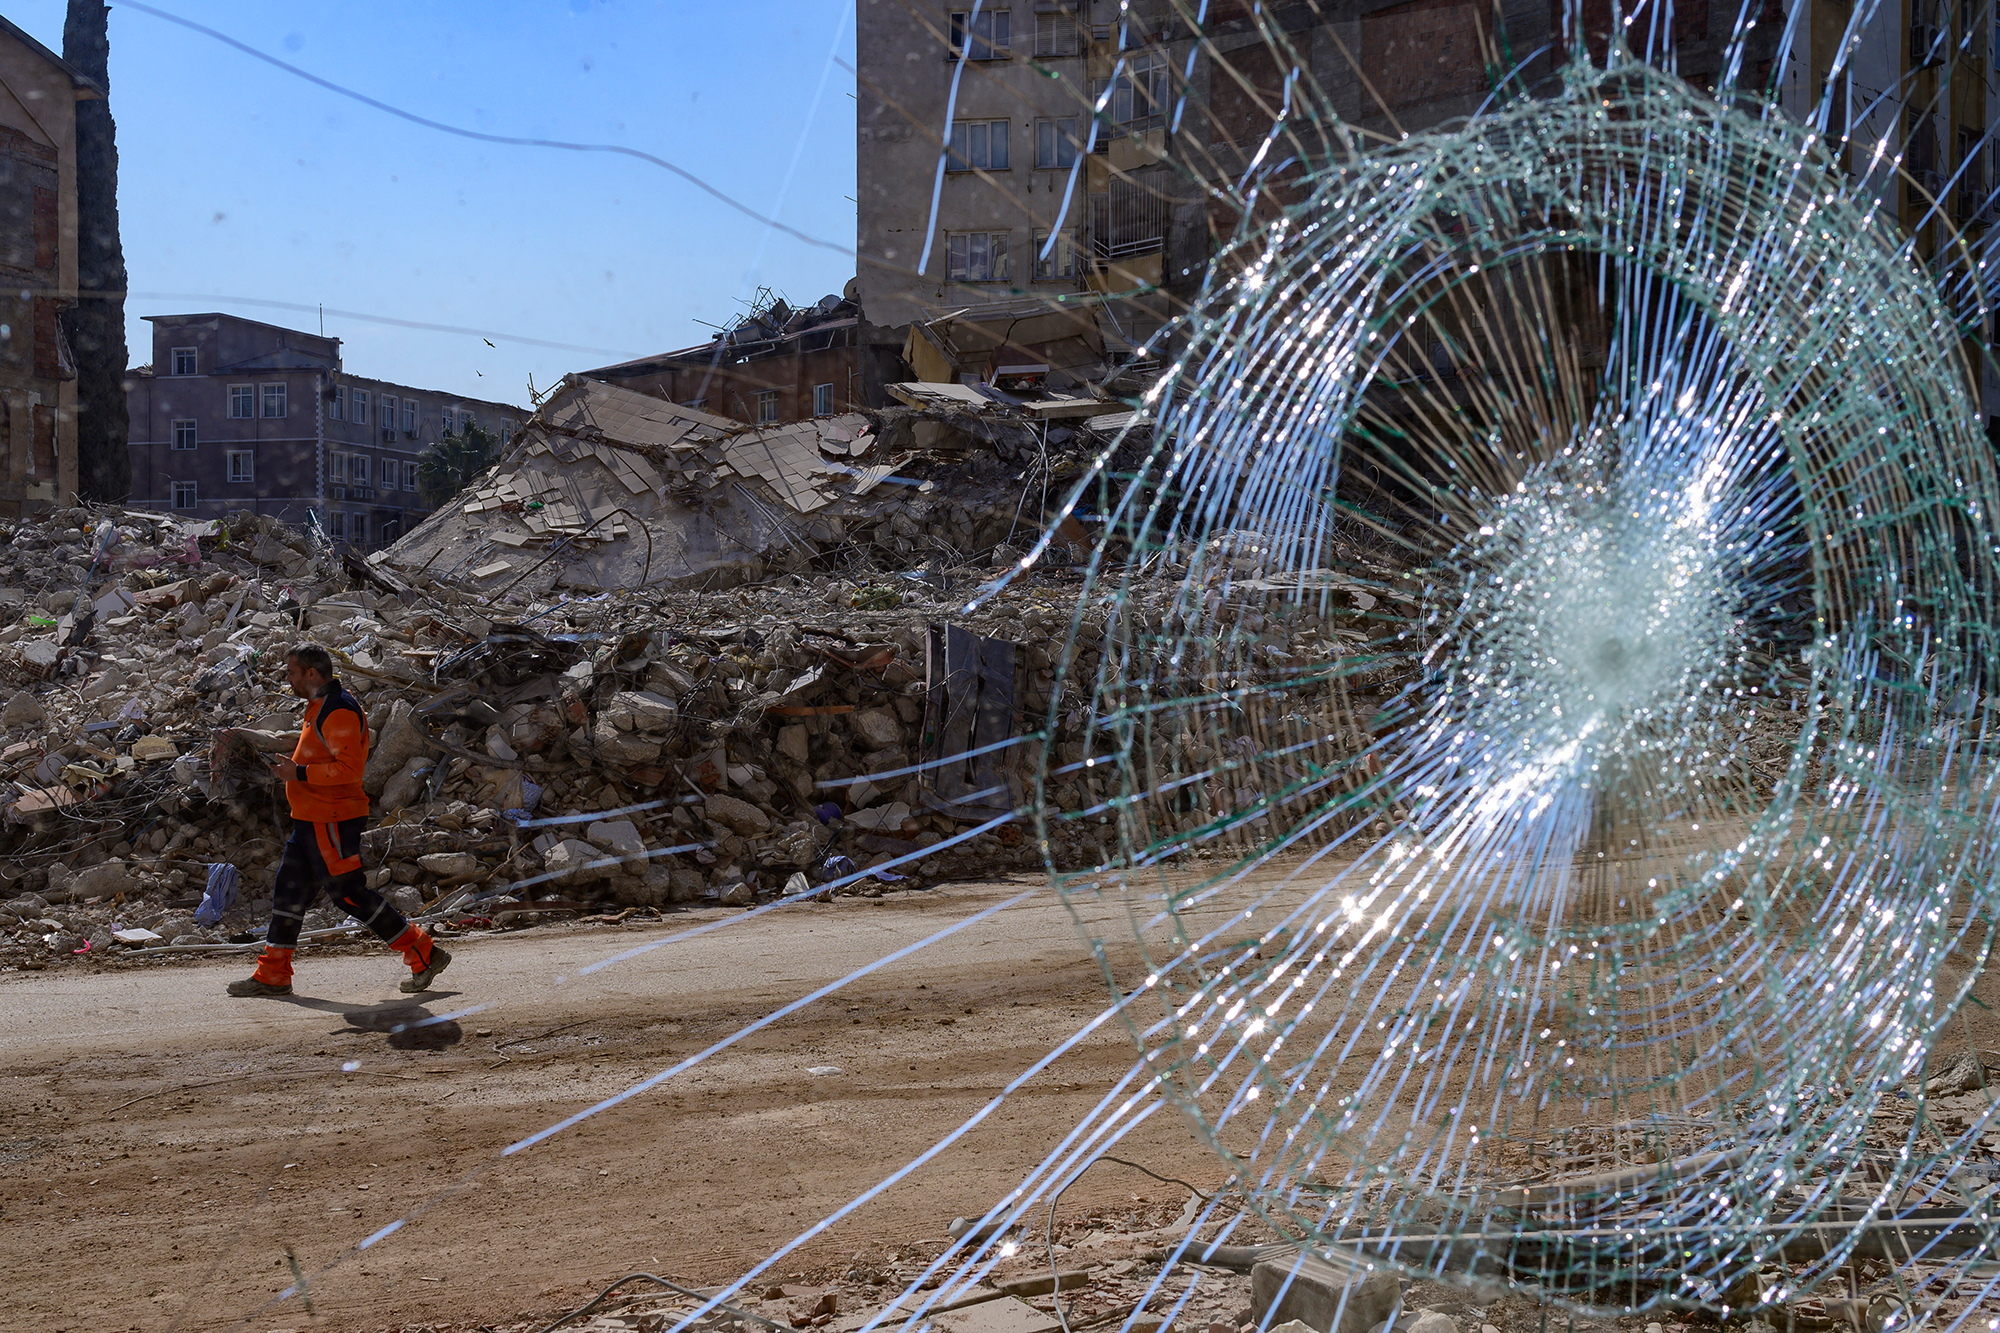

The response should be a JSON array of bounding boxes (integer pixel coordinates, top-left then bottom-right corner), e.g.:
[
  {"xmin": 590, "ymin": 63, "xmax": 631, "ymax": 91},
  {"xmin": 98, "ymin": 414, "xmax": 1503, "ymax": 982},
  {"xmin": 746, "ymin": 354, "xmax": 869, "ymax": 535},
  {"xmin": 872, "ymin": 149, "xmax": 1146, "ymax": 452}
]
[{"xmin": 277, "ymin": 993, "xmax": 467, "ymax": 1049}]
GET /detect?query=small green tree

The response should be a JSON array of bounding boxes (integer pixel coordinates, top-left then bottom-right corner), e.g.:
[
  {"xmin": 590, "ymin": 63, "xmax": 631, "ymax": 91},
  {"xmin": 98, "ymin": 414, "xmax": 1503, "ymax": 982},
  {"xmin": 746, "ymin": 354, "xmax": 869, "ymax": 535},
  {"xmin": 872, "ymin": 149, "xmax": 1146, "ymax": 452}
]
[{"xmin": 415, "ymin": 423, "xmax": 501, "ymax": 509}]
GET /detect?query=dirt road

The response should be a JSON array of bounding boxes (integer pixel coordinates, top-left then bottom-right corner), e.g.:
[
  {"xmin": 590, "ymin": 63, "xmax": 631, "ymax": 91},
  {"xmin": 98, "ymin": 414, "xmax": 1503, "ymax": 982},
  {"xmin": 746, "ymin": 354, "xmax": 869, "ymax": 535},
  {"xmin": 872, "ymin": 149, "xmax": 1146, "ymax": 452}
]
[{"xmin": 0, "ymin": 877, "xmax": 1233, "ymax": 1333}]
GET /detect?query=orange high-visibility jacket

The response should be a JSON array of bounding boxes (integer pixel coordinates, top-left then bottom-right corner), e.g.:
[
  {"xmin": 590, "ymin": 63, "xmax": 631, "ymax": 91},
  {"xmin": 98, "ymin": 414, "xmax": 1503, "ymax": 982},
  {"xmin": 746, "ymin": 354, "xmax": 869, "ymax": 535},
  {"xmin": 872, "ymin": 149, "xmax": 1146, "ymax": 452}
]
[{"xmin": 286, "ymin": 680, "xmax": 370, "ymax": 823}]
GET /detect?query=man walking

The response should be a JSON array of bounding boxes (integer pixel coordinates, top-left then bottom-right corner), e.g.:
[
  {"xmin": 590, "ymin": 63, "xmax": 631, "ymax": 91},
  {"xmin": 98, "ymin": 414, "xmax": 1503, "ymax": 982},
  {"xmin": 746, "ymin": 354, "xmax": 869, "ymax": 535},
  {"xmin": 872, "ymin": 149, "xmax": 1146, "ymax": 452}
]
[{"xmin": 225, "ymin": 643, "xmax": 450, "ymax": 998}]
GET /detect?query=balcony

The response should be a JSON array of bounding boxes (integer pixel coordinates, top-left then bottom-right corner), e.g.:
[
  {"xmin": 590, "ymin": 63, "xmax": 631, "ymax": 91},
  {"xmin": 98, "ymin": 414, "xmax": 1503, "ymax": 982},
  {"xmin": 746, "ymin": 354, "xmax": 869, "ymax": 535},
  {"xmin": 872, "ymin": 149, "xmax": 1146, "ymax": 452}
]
[{"xmin": 1087, "ymin": 181, "xmax": 1171, "ymax": 261}]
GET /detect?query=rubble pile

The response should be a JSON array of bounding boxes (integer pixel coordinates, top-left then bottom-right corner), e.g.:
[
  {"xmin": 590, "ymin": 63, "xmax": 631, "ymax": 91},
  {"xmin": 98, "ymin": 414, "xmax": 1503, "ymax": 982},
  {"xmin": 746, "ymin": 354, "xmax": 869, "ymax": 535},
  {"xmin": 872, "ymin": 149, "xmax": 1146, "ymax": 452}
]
[{"xmin": 0, "ymin": 489, "xmax": 1409, "ymax": 975}]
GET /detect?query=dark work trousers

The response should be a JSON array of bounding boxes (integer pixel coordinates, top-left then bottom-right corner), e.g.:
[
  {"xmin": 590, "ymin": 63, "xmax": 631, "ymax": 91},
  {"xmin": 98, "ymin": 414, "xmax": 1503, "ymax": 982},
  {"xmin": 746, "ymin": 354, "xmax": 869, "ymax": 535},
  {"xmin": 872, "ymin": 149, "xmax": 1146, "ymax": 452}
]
[{"xmin": 266, "ymin": 817, "xmax": 409, "ymax": 950}]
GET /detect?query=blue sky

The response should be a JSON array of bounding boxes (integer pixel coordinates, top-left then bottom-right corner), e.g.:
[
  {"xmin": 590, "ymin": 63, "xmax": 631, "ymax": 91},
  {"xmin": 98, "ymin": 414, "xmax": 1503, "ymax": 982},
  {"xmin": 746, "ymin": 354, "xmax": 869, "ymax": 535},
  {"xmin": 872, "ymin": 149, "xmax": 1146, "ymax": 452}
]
[{"xmin": 9, "ymin": 0, "xmax": 858, "ymax": 411}]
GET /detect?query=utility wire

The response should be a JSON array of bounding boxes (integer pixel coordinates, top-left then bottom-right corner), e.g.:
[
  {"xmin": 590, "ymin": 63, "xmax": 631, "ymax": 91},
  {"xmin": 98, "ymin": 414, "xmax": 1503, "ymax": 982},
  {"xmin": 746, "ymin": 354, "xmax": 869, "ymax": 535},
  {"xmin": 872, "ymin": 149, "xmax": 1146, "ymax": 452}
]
[{"xmin": 119, "ymin": 1, "xmax": 854, "ymax": 259}]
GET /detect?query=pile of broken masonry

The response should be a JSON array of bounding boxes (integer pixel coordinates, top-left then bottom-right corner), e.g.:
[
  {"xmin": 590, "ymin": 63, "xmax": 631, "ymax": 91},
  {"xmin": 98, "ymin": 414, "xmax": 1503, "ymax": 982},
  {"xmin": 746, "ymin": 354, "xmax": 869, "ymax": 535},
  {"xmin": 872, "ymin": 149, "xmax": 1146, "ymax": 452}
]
[{"xmin": 0, "ymin": 497, "xmax": 1380, "ymax": 974}]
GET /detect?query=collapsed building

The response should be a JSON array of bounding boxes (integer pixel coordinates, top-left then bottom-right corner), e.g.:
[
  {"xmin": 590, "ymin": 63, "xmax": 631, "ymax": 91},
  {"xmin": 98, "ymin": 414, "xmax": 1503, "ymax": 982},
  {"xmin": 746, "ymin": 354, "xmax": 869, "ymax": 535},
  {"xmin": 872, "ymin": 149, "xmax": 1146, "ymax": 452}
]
[{"xmin": 0, "ymin": 353, "xmax": 1389, "ymax": 972}]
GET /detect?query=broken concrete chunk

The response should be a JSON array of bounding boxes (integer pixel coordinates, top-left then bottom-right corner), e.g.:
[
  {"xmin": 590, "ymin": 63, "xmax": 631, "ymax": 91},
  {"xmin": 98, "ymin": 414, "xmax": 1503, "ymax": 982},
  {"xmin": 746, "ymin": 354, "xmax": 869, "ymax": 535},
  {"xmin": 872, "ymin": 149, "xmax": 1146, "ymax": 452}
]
[
  {"xmin": 776, "ymin": 723, "xmax": 809, "ymax": 763},
  {"xmin": 718, "ymin": 880, "xmax": 754, "ymax": 906},
  {"xmin": 1251, "ymin": 1256, "xmax": 1399, "ymax": 1333},
  {"xmin": 543, "ymin": 837, "xmax": 613, "ymax": 885},
  {"xmin": 1405, "ymin": 1314, "xmax": 1458, "ymax": 1333},
  {"xmin": 130, "ymin": 736, "xmax": 178, "ymax": 763},
  {"xmin": 2, "ymin": 690, "xmax": 46, "ymax": 727},
  {"xmin": 850, "ymin": 706, "xmax": 903, "ymax": 748},
  {"xmin": 67, "ymin": 860, "xmax": 132, "ymax": 902},
  {"xmin": 363, "ymin": 700, "xmax": 428, "ymax": 797},
  {"xmin": 586, "ymin": 818, "xmax": 646, "ymax": 859},
  {"xmin": 377, "ymin": 756, "xmax": 434, "ymax": 812},
  {"xmin": 702, "ymin": 792, "xmax": 771, "ymax": 836},
  {"xmin": 417, "ymin": 852, "xmax": 481, "ymax": 880},
  {"xmin": 590, "ymin": 716, "xmax": 664, "ymax": 763},
  {"xmin": 603, "ymin": 689, "xmax": 678, "ymax": 733}
]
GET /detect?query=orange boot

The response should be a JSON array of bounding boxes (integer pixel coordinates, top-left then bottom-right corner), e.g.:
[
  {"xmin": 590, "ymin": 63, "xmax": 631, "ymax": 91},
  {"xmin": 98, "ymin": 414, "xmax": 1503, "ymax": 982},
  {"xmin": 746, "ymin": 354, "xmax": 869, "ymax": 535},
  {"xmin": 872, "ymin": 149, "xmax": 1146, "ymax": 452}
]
[
  {"xmin": 226, "ymin": 946, "xmax": 294, "ymax": 997},
  {"xmin": 391, "ymin": 923, "xmax": 451, "ymax": 993}
]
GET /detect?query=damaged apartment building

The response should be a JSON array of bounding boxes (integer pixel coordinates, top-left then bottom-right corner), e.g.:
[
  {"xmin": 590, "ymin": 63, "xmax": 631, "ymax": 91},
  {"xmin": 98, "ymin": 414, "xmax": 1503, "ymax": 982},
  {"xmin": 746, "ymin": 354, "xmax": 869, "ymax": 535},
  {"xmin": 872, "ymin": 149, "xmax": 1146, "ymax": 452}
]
[
  {"xmin": 123, "ymin": 312, "xmax": 525, "ymax": 549},
  {"xmin": 0, "ymin": 17, "xmax": 101, "ymax": 516},
  {"xmin": 853, "ymin": 1, "xmax": 1785, "ymax": 396},
  {"xmin": 582, "ymin": 284, "xmax": 906, "ymax": 427}
]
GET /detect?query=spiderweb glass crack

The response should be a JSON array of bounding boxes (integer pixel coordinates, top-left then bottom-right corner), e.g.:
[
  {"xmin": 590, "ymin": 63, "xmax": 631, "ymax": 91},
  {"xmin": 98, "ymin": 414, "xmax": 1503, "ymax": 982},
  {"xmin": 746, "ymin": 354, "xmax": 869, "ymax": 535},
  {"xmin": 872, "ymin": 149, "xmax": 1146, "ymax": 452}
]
[{"xmin": 1037, "ymin": 56, "xmax": 2000, "ymax": 1313}]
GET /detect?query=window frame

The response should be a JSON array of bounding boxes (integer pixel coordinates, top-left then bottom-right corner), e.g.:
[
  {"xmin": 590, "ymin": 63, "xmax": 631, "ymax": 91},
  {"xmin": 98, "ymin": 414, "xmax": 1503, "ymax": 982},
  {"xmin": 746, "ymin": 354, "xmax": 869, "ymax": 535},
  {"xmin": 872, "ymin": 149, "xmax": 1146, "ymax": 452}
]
[
  {"xmin": 947, "ymin": 118, "xmax": 1010, "ymax": 172},
  {"xmin": 813, "ymin": 383, "xmax": 835, "ymax": 417},
  {"xmin": 402, "ymin": 399, "xmax": 417, "ymax": 433},
  {"xmin": 228, "ymin": 384, "xmax": 254, "ymax": 419},
  {"xmin": 1096, "ymin": 49, "xmax": 1170, "ymax": 131},
  {"xmin": 403, "ymin": 460, "xmax": 420, "ymax": 492},
  {"xmin": 947, "ymin": 230, "xmax": 1012, "ymax": 282},
  {"xmin": 329, "ymin": 510, "xmax": 348, "ymax": 541},
  {"xmin": 226, "ymin": 450, "xmax": 254, "ymax": 483},
  {"xmin": 1033, "ymin": 11, "xmax": 1079, "ymax": 57},
  {"xmin": 170, "ymin": 346, "xmax": 197, "ymax": 376},
  {"xmin": 755, "ymin": 390, "xmax": 781, "ymax": 424},
  {"xmin": 329, "ymin": 452, "xmax": 348, "ymax": 486},
  {"xmin": 170, "ymin": 418, "xmax": 197, "ymax": 450},
  {"xmin": 260, "ymin": 383, "xmax": 287, "ymax": 418},
  {"xmin": 171, "ymin": 480, "xmax": 197, "ymax": 510},
  {"xmin": 353, "ymin": 389, "xmax": 370, "ymax": 426},
  {"xmin": 948, "ymin": 8, "xmax": 1011, "ymax": 59},
  {"xmin": 1033, "ymin": 229, "xmax": 1081, "ymax": 280},
  {"xmin": 1035, "ymin": 116, "xmax": 1080, "ymax": 169},
  {"xmin": 330, "ymin": 385, "xmax": 345, "ymax": 421}
]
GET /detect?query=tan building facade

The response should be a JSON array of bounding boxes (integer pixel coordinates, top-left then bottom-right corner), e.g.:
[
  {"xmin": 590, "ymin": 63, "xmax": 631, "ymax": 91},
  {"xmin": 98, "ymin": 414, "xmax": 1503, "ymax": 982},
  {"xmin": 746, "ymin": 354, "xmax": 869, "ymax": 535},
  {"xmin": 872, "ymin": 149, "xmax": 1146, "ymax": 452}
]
[{"xmin": 0, "ymin": 17, "xmax": 98, "ymax": 516}]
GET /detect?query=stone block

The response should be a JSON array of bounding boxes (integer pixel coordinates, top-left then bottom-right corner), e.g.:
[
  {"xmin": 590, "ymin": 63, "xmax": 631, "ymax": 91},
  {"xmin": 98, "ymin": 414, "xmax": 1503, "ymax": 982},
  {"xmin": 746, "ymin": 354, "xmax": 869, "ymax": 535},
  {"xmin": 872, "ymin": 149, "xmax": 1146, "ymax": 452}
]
[
  {"xmin": 68, "ymin": 860, "xmax": 131, "ymax": 902},
  {"xmin": 851, "ymin": 706, "xmax": 903, "ymax": 749},
  {"xmin": 603, "ymin": 690, "xmax": 678, "ymax": 733},
  {"xmin": 2, "ymin": 690, "xmax": 45, "ymax": 727},
  {"xmin": 586, "ymin": 818, "xmax": 645, "ymax": 858},
  {"xmin": 776, "ymin": 723, "xmax": 809, "ymax": 764},
  {"xmin": 364, "ymin": 700, "xmax": 429, "ymax": 797},
  {"xmin": 1250, "ymin": 1255, "xmax": 1400, "ymax": 1333},
  {"xmin": 702, "ymin": 792, "xmax": 771, "ymax": 836},
  {"xmin": 417, "ymin": 852, "xmax": 481, "ymax": 879}
]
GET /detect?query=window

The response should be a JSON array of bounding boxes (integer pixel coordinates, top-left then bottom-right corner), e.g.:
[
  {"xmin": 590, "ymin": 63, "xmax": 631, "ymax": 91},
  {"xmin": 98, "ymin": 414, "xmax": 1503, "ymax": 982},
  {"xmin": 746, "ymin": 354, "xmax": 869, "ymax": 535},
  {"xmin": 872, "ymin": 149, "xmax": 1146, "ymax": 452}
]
[
  {"xmin": 350, "ymin": 513, "xmax": 367, "ymax": 544},
  {"xmin": 1036, "ymin": 116, "xmax": 1080, "ymax": 169},
  {"xmin": 442, "ymin": 406, "xmax": 456, "ymax": 434},
  {"xmin": 261, "ymin": 383, "xmax": 286, "ymax": 418},
  {"xmin": 1034, "ymin": 11, "xmax": 1079, "ymax": 56},
  {"xmin": 226, "ymin": 451, "xmax": 254, "ymax": 483},
  {"xmin": 948, "ymin": 8, "xmax": 1010, "ymax": 59},
  {"xmin": 1098, "ymin": 50, "xmax": 1169, "ymax": 130},
  {"xmin": 171, "ymin": 346, "xmax": 197, "ymax": 376},
  {"xmin": 1033, "ymin": 230, "xmax": 1080, "ymax": 279},
  {"xmin": 354, "ymin": 455, "xmax": 372, "ymax": 486},
  {"xmin": 401, "ymin": 398, "xmax": 416, "ymax": 433},
  {"xmin": 403, "ymin": 460, "xmax": 420, "ymax": 491},
  {"xmin": 330, "ymin": 385, "xmax": 345, "ymax": 421},
  {"xmin": 228, "ymin": 384, "xmax": 254, "ymax": 418},
  {"xmin": 813, "ymin": 383, "xmax": 835, "ymax": 416},
  {"xmin": 353, "ymin": 389, "xmax": 369, "ymax": 425},
  {"xmin": 756, "ymin": 390, "xmax": 780, "ymax": 424},
  {"xmin": 947, "ymin": 231, "xmax": 1011, "ymax": 282},
  {"xmin": 171, "ymin": 480, "xmax": 196, "ymax": 510},
  {"xmin": 378, "ymin": 395, "xmax": 396, "ymax": 430},
  {"xmin": 463, "ymin": 411, "xmax": 477, "ymax": 432},
  {"xmin": 947, "ymin": 119, "xmax": 1009, "ymax": 171},
  {"xmin": 329, "ymin": 510, "xmax": 348, "ymax": 540},
  {"xmin": 170, "ymin": 418, "xmax": 197, "ymax": 450},
  {"xmin": 329, "ymin": 452, "xmax": 348, "ymax": 485}
]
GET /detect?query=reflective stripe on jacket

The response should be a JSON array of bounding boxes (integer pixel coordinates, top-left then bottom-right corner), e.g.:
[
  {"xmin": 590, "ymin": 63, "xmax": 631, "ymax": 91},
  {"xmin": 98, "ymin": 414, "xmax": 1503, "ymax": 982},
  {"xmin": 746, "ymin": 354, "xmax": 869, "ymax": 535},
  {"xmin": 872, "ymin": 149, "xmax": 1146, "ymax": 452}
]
[{"xmin": 286, "ymin": 679, "xmax": 370, "ymax": 823}]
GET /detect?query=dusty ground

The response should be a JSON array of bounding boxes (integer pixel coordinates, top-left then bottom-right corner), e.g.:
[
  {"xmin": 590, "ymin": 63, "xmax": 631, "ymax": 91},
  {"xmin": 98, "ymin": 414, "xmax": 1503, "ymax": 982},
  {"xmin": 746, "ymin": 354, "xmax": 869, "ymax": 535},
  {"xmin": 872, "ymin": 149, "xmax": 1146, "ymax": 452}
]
[
  {"xmin": 0, "ymin": 875, "xmax": 1260, "ymax": 1332},
  {"xmin": 8, "ymin": 860, "xmax": 2000, "ymax": 1333}
]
